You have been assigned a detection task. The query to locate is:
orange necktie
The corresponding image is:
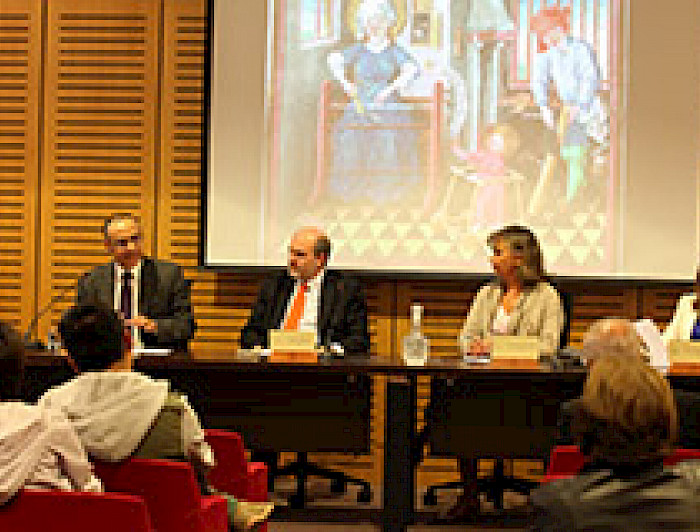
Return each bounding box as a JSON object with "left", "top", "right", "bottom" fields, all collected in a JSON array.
[{"left": 284, "top": 282, "right": 308, "bottom": 330}]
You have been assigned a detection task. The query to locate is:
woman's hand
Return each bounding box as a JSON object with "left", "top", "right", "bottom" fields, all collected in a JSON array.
[{"left": 374, "top": 86, "right": 393, "bottom": 104}]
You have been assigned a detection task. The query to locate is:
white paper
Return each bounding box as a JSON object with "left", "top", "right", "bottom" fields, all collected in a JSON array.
[
  {"left": 132, "top": 347, "right": 172, "bottom": 358},
  {"left": 634, "top": 319, "right": 669, "bottom": 374}
]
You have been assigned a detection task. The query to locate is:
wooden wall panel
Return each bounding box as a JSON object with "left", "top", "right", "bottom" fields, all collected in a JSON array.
[
  {"left": 559, "top": 281, "right": 639, "bottom": 346},
  {"left": 0, "top": 0, "right": 40, "bottom": 332},
  {"left": 640, "top": 284, "right": 692, "bottom": 330},
  {"left": 39, "top": 0, "right": 159, "bottom": 338}
]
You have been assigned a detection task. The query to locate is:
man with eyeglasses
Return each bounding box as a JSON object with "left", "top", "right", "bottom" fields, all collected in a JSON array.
[{"left": 75, "top": 214, "right": 195, "bottom": 351}]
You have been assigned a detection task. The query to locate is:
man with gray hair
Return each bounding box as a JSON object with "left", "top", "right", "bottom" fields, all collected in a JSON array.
[
  {"left": 580, "top": 317, "right": 648, "bottom": 364},
  {"left": 558, "top": 317, "right": 700, "bottom": 449}
]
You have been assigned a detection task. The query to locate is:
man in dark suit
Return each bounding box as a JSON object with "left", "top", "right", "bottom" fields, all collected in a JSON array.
[
  {"left": 241, "top": 226, "right": 370, "bottom": 355},
  {"left": 76, "top": 214, "right": 195, "bottom": 351}
]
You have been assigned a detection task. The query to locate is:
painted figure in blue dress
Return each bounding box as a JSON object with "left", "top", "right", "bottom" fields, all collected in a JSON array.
[{"left": 326, "top": 0, "right": 420, "bottom": 203}]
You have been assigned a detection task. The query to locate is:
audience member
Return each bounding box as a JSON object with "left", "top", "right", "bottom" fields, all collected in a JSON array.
[
  {"left": 0, "top": 321, "right": 101, "bottom": 504},
  {"left": 39, "top": 305, "right": 272, "bottom": 530},
  {"left": 558, "top": 318, "right": 700, "bottom": 449},
  {"left": 531, "top": 356, "right": 700, "bottom": 531}
]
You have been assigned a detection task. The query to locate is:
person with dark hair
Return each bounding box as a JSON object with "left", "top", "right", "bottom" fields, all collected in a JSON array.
[
  {"left": 0, "top": 320, "right": 102, "bottom": 504},
  {"left": 241, "top": 226, "right": 370, "bottom": 355},
  {"left": 39, "top": 305, "right": 273, "bottom": 530},
  {"left": 530, "top": 356, "right": 700, "bottom": 531},
  {"left": 77, "top": 214, "right": 195, "bottom": 351}
]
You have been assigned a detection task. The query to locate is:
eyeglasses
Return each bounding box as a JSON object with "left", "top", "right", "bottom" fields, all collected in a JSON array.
[{"left": 111, "top": 234, "right": 141, "bottom": 248}]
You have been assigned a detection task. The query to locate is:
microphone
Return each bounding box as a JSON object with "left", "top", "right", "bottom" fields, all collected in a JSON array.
[{"left": 24, "top": 283, "right": 76, "bottom": 350}]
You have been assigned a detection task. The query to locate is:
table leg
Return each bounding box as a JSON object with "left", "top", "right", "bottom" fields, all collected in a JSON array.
[{"left": 382, "top": 376, "right": 416, "bottom": 532}]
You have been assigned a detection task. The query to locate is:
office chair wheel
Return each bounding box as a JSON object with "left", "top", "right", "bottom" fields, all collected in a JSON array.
[
  {"left": 423, "top": 490, "right": 438, "bottom": 506},
  {"left": 357, "top": 487, "right": 372, "bottom": 503},
  {"left": 330, "top": 478, "right": 346, "bottom": 494},
  {"left": 289, "top": 493, "right": 305, "bottom": 509}
]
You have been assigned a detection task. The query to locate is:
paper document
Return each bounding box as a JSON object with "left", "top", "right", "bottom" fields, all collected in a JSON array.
[{"left": 634, "top": 319, "right": 668, "bottom": 373}]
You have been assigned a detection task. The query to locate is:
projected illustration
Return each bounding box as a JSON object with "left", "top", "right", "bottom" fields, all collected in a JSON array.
[{"left": 264, "top": 0, "right": 619, "bottom": 272}]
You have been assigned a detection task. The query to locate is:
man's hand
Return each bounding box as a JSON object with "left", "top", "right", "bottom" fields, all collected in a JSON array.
[{"left": 126, "top": 315, "right": 158, "bottom": 334}]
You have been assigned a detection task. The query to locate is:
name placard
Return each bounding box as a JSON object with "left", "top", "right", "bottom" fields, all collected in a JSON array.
[
  {"left": 668, "top": 340, "right": 700, "bottom": 364},
  {"left": 491, "top": 336, "right": 540, "bottom": 361},
  {"left": 269, "top": 330, "right": 317, "bottom": 352}
]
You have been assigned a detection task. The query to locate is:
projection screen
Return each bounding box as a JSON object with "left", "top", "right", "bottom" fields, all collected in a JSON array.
[{"left": 205, "top": 0, "right": 700, "bottom": 279}]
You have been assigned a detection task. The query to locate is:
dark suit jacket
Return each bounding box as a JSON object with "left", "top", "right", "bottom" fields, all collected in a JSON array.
[
  {"left": 529, "top": 462, "right": 700, "bottom": 531},
  {"left": 76, "top": 257, "right": 196, "bottom": 350},
  {"left": 557, "top": 388, "right": 700, "bottom": 450},
  {"left": 240, "top": 270, "right": 370, "bottom": 355}
]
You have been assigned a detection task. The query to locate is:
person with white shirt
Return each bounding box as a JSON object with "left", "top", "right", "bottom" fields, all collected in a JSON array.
[
  {"left": 240, "top": 226, "right": 370, "bottom": 355},
  {"left": 76, "top": 214, "right": 195, "bottom": 351},
  {"left": 662, "top": 273, "right": 700, "bottom": 343}
]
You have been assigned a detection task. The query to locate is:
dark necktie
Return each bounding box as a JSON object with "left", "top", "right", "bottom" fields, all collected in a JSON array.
[{"left": 121, "top": 271, "right": 133, "bottom": 320}]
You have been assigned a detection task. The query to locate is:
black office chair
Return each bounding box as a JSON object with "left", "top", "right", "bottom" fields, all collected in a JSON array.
[
  {"left": 269, "top": 450, "right": 372, "bottom": 508},
  {"left": 422, "top": 290, "right": 575, "bottom": 511},
  {"left": 249, "top": 373, "right": 373, "bottom": 509},
  {"left": 0, "top": 321, "right": 25, "bottom": 400}
]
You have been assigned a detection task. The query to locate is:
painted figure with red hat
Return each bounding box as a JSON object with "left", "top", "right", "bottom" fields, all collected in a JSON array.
[{"left": 530, "top": 6, "right": 605, "bottom": 204}]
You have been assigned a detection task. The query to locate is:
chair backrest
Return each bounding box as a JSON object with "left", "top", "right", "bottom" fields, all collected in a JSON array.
[
  {"left": 558, "top": 290, "right": 574, "bottom": 349},
  {"left": 0, "top": 489, "right": 153, "bottom": 532},
  {"left": 94, "top": 458, "right": 215, "bottom": 532},
  {"left": 204, "top": 429, "right": 248, "bottom": 497},
  {"left": 546, "top": 445, "right": 587, "bottom": 476},
  {"left": 663, "top": 448, "right": 700, "bottom": 467}
]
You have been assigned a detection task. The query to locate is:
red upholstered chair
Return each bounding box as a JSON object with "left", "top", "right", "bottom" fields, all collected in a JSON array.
[
  {"left": 94, "top": 458, "right": 228, "bottom": 532},
  {"left": 540, "top": 445, "right": 587, "bottom": 484},
  {"left": 205, "top": 429, "right": 270, "bottom": 532},
  {"left": 541, "top": 446, "right": 700, "bottom": 484},
  {"left": 663, "top": 448, "right": 700, "bottom": 467},
  {"left": 0, "top": 489, "right": 154, "bottom": 532}
]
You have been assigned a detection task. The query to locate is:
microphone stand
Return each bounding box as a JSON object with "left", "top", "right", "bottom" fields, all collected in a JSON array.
[{"left": 23, "top": 286, "right": 75, "bottom": 350}]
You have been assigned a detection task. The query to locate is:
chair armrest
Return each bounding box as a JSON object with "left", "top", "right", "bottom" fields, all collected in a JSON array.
[
  {"left": 539, "top": 474, "right": 575, "bottom": 484},
  {"left": 200, "top": 495, "right": 229, "bottom": 530},
  {"left": 244, "top": 462, "right": 268, "bottom": 502}
]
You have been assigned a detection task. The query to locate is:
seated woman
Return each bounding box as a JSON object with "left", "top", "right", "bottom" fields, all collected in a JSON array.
[
  {"left": 662, "top": 268, "right": 700, "bottom": 343},
  {"left": 38, "top": 305, "right": 273, "bottom": 531},
  {"left": 0, "top": 321, "right": 102, "bottom": 504},
  {"left": 460, "top": 225, "right": 564, "bottom": 355},
  {"left": 420, "top": 225, "right": 564, "bottom": 517},
  {"left": 530, "top": 356, "right": 699, "bottom": 531}
]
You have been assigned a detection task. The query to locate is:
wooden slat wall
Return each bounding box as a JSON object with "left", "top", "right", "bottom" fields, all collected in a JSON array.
[
  {"left": 0, "top": 0, "right": 40, "bottom": 332},
  {"left": 39, "top": 0, "right": 158, "bottom": 337}
]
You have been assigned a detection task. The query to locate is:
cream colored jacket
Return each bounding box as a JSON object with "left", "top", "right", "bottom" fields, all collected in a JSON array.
[{"left": 459, "top": 281, "right": 564, "bottom": 354}]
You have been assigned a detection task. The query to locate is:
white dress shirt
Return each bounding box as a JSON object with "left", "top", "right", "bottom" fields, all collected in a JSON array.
[
  {"left": 283, "top": 270, "right": 325, "bottom": 334},
  {"left": 114, "top": 260, "right": 142, "bottom": 348}
]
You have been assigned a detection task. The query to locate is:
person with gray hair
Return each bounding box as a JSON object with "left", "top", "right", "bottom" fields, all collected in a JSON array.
[
  {"left": 558, "top": 317, "right": 700, "bottom": 450},
  {"left": 580, "top": 317, "right": 647, "bottom": 364}
]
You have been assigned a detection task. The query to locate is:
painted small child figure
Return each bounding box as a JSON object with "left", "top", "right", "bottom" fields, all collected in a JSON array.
[{"left": 451, "top": 124, "right": 520, "bottom": 233}]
